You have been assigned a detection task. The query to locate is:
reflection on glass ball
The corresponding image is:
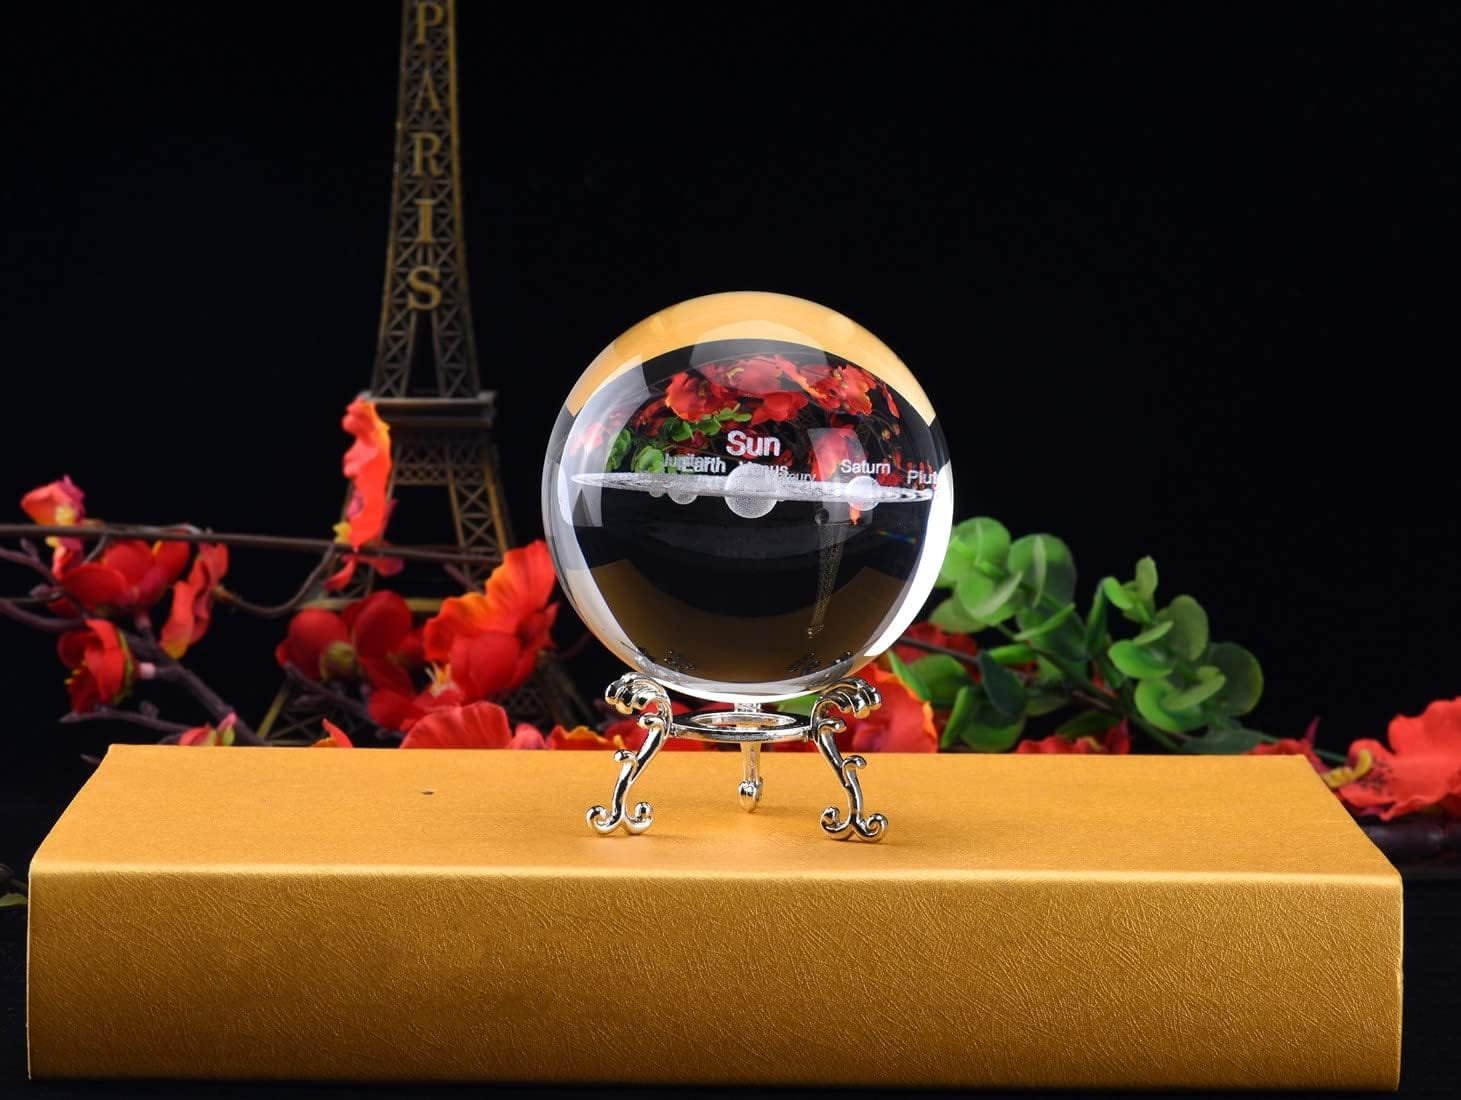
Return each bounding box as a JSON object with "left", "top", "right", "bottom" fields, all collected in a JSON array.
[{"left": 543, "top": 292, "right": 953, "bottom": 704}]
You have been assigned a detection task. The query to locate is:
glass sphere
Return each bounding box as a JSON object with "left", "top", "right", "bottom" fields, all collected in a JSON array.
[{"left": 543, "top": 292, "right": 953, "bottom": 704}]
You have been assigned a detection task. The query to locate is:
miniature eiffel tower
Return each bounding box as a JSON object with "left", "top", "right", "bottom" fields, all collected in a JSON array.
[{"left": 259, "top": 0, "right": 589, "bottom": 740}]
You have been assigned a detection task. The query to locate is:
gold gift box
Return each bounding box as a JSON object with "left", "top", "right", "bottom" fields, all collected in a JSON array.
[{"left": 28, "top": 745, "right": 1400, "bottom": 1087}]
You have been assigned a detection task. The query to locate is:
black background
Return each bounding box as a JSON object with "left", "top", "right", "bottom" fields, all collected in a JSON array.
[
  {"left": 1, "top": 2, "right": 1459, "bottom": 1095},
  {"left": 2, "top": 0, "right": 1458, "bottom": 861}
]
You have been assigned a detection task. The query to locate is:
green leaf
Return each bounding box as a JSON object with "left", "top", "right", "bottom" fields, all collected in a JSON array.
[
  {"left": 885, "top": 650, "right": 927, "bottom": 700},
  {"left": 605, "top": 428, "right": 632, "bottom": 469},
  {"left": 940, "top": 683, "right": 1026, "bottom": 752},
  {"left": 940, "top": 685, "right": 979, "bottom": 749},
  {"left": 906, "top": 654, "right": 972, "bottom": 708},
  {"left": 964, "top": 570, "right": 1026, "bottom": 625},
  {"left": 969, "top": 713, "right": 1025, "bottom": 752},
  {"left": 937, "top": 540, "right": 978, "bottom": 587},
  {"left": 1158, "top": 595, "right": 1209, "bottom": 661},
  {"left": 1107, "top": 640, "right": 1174, "bottom": 680},
  {"left": 954, "top": 571, "right": 995, "bottom": 617},
  {"left": 1025, "top": 689, "right": 1070, "bottom": 717},
  {"left": 977, "top": 652, "right": 1027, "bottom": 718},
  {"left": 1134, "top": 678, "right": 1206, "bottom": 733},
  {"left": 1180, "top": 726, "right": 1265, "bottom": 754},
  {"left": 730, "top": 410, "right": 753, "bottom": 421},
  {"left": 1164, "top": 674, "right": 1227, "bottom": 711},
  {"left": 1134, "top": 556, "right": 1159, "bottom": 599},
  {"left": 1100, "top": 576, "right": 1136, "bottom": 610},
  {"left": 694, "top": 416, "right": 721, "bottom": 437},
  {"left": 0, "top": 893, "right": 25, "bottom": 909},
  {"left": 669, "top": 419, "right": 694, "bottom": 442},
  {"left": 1009, "top": 534, "right": 1076, "bottom": 605},
  {"left": 952, "top": 517, "right": 1011, "bottom": 566},
  {"left": 1131, "top": 620, "right": 1174, "bottom": 646},
  {"left": 632, "top": 446, "right": 665, "bottom": 473},
  {"left": 1207, "top": 642, "right": 1263, "bottom": 716},
  {"left": 1014, "top": 601, "right": 1077, "bottom": 641},
  {"left": 930, "top": 597, "right": 984, "bottom": 633},
  {"left": 986, "top": 643, "right": 1036, "bottom": 665},
  {"left": 1083, "top": 584, "right": 1109, "bottom": 654},
  {"left": 1058, "top": 709, "right": 1122, "bottom": 737}
]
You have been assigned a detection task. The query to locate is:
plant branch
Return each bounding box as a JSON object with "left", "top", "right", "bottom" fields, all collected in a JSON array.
[
  {"left": 281, "top": 665, "right": 382, "bottom": 732},
  {"left": 0, "top": 545, "right": 54, "bottom": 582},
  {"left": 214, "top": 549, "right": 342, "bottom": 618},
  {"left": 1, "top": 524, "right": 497, "bottom": 567},
  {"left": 126, "top": 633, "right": 265, "bottom": 745},
  {"left": 60, "top": 707, "right": 192, "bottom": 737},
  {"left": 0, "top": 597, "right": 83, "bottom": 634}
]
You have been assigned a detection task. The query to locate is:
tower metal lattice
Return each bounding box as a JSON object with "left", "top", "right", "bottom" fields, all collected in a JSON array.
[{"left": 259, "top": 0, "right": 589, "bottom": 741}]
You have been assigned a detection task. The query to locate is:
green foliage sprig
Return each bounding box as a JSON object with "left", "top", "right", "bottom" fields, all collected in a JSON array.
[{"left": 895, "top": 516, "right": 1323, "bottom": 757}]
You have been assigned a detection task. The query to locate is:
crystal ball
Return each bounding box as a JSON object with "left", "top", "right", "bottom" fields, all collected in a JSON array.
[{"left": 543, "top": 291, "right": 953, "bottom": 704}]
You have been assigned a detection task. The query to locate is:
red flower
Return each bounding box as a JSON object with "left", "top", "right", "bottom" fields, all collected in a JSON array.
[
  {"left": 57, "top": 620, "right": 132, "bottom": 713},
  {"left": 1016, "top": 722, "right": 1132, "bottom": 754},
  {"left": 422, "top": 541, "right": 559, "bottom": 701},
  {"left": 275, "top": 609, "right": 354, "bottom": 681},
  {"left": 705, "top": 354, "right": 797, "bottom": 396},
  {"left": 343, "top": 590, "right": 421, "bottom": 683},
  {"left": 21, "top": 476, "right": 87, "bottom": 572},
  {"left": 749, "top": 390, "right": 809, "bottom": 426},
  {"left": 548, "top": 724, "right": 621, "bottom": 750},
  {"left": 1248, "top": 718, "right": 1326, "bottom": 773},
  {"left": 179, "top": 714, "right": 239, "bottom": 747},
  {"left": 160, "top": 543, "right": 229, "bottom": 658},
  {"left": 367, "top": 670, "right": 466, "bottom": 733},
  {"left": 276, "top": 591, "right": 420, "bottom": 688},
  {"left": 664, "top": 371, "right": 730, "bottom": 421},
  {"left": 511, "top": 723, "right": 548, "bottom": 749},
  {"left": 809, "top": 426, "right": 863, "bottom": 482},
  {"left": 400, "top": 700, "right": 514, "bottom": 748},
  {"left": 632, "top": 396, "right": 671, "bottom": 433},
  {"left": 326, "top": 399, "right": 396, "bottom": 592},
  {"left": 313, "top": 719, "right": 355, "bottom": 748},
  {"left": 787, "top": 363, "right": 876, "bottom": 416},
  {"left": 58, "top": 539, "right": 191, "bottom": 616},
  {"left": 1332, "top": 698, "right": 1461, "bottom": 820},
  {"left": 892, "top": 622, "right": 978, "bottom": 665}
]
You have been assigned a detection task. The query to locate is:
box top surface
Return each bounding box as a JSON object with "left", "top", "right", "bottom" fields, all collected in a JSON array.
[{"left": 32, "top": 745, "right": 1394, "bottom": 881}]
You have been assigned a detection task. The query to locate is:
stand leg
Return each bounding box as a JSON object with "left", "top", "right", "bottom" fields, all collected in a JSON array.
[
  {"left": 589, "top": 673, "right": 672, "bottom": 836},
  {"left": 738, "top": 742, "right": 763, "bottom": 811},
  {"left": 811, "top": 678, "right": 888, "bottom": 841}
]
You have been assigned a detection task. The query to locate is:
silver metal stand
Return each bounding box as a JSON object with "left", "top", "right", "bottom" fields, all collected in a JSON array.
[{"left": 587, "top": 672, "right": 886, "bottom": 841}]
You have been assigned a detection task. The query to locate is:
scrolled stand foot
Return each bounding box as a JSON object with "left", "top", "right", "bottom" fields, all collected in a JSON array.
[
  {"left": 811, "top": 678, "right": 888, "bottom": 842},
  {"left": 588, "top": 673, "right": 672, "bottom": 836}
]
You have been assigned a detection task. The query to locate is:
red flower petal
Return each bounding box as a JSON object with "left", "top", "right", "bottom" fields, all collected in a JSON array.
[
  {"left": 401, "top": 701, "right": 513, "bottom": 748},
  {"left": 276, "top": 609, "right": 351, "bottom": 682},
  {"left": 334, "top": 399, "right": 393, "bottom": 551},
  {"left": 313, "top": 720, "right": 355, "bottom": 748},
  {"left": 57, "top": 563, "right": 132, "bottom": 613},
  {"left": 1336, "top": 698, "right": 1461, "bottom": 820},
  {"left": 664, "top": 371, "right": 730, "bottom": 421},
  {"left": 21, "top": 477, "right": 85, "bottom": 527},
  {"left": 1016, "top": 722, "right": 1132, "bottom": 754},
  {"left": 843, "top": 664, "right": 937, "bottom": 753},
  {"left": 345, "top": 590, "right": 414, "bottom": 658},
  {"left": 748, "top": 390, "right": 809, "bottom": 426},
  {"left": 892, "top": 622, "right": 979, "bottom": 665},
  {"left": 56, "top": 619, "right": 131, "bottom": 714},
  {"left": 510, "top": 723, "right": 548, "bottom": 749},
  {"left": 160, "top": 543, "right": 229, "bottom": 658}
]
